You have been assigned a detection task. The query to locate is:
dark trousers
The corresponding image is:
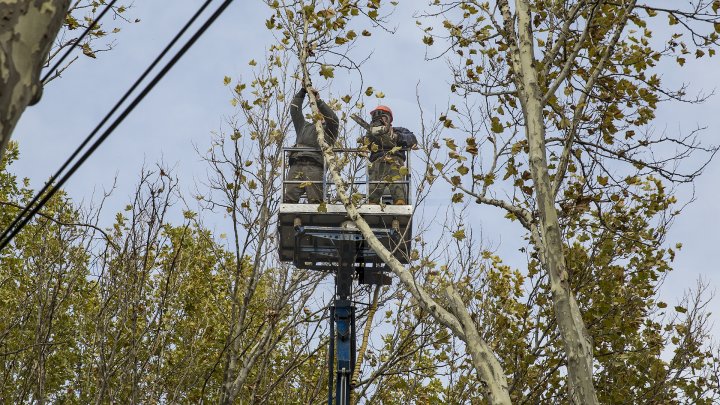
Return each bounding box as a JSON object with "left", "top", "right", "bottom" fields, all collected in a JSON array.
[
  {"left": 284, "top": 161, "right": 324, "bottom": 203},
  {"left": 368, "top": 156, "right": 407, "bottom": 203}
]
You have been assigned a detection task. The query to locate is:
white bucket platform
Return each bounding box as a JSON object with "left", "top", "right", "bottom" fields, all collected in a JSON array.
[{"left": 277, "top": 203, "right": 413, "bottom": 270}]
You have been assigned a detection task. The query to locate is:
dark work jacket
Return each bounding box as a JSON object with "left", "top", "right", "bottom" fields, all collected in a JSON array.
[
  {"left": 290, "top": 89, "right": 339, "bottom": 166},
  {"left": 365, "top": 126, "right": 418, "bottom": 162}
]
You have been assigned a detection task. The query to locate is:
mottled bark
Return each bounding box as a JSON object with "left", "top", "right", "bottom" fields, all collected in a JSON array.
[
  {"left": 498, "top": 0, "right": 599, "bottom": 403},
  {"left": 0, "top": 0, "right": 70, "bottom": 159}
]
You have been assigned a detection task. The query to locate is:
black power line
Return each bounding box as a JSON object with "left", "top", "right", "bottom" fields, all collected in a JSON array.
[
  {"left": 0, "top": 0, "right": 234, "bottom": 252},
  {"left": 0, "top": 0, "right": 214, "bottom": 249},
  {"left": 42, "top": 0, "right": 119, "bottom": 83}
]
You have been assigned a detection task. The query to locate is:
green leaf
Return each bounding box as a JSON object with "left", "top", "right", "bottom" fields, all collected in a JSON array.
[
  {"left": 674, "top": 306, "right": 687, "bottom": 313},
  {"left": 484, "top": 173, "right": 495, "bottom": 186},
  {"left": 490, "top": 117, "right": 503, "bottom": 133},
  {"left": 81, "top": 43, "right": 96, "bottom": 58},
  {"left": 65, "top": 15, "right": 80, "bottom": 30},
  {"left": 444, "top": 138, "right": 457, "bottom": 150},
  {"left": 452, "top": 229, "right": 466, "bottom": 240},
  {"left": 320, "top": 65, "right": 335, "bottom": 78}
]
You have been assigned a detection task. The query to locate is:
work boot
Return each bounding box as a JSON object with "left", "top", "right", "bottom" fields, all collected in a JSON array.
[{"left": 394, "top": 199, "right": 407, "bottom": 205}]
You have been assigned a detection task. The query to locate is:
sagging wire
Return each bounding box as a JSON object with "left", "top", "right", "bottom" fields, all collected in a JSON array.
[{"left": 0, "top": 0, "right": 234, "bottom": 252}]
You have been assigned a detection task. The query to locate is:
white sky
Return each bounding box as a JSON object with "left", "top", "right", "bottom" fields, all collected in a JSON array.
[{"left": 11, "top": 1, "right": 720, "bottom": 335}]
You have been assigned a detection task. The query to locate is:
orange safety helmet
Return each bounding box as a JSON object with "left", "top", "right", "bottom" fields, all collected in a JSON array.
[{"left": 370, "top": 105, "right": 393, "bottom": 122}]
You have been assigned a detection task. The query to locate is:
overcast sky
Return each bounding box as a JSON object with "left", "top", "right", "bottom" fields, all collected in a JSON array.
[{"left": 11, "top": 1, "right": 720, "bottom": 332}]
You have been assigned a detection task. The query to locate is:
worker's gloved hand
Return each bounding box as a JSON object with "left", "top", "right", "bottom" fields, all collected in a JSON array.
[
  {"left": 369, "top": 125, "right": 388, "bottom": 136},
  {"left": 297, "top": 86, "right": 321, "bottom": 101},
  {"left": 368, "top": 127, "right": 396, "bottom": 148}
]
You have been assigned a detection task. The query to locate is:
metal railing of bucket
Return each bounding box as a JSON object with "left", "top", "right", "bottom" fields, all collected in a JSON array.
[{"left": 281, "top": 146, "right": 412, "bottom": 204}]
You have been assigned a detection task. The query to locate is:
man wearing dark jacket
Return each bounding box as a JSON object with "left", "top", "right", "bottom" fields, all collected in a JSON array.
[
  {"left": 361, "top": 105, "right": 417, "bottom": 205},
  {"left": 284, "top": 87, "right": 339, "bottom": 203}
]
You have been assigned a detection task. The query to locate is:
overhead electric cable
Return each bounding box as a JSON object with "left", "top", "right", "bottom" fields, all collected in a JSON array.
[
  {"left": 0, "top": 0, "right": 213, "bottom": 250},
  {"left": 42, "top": 0, "right": 119, "bottom": 83},
  {"left": 0, "top": 0, "right": 234, "bottom": 252}
]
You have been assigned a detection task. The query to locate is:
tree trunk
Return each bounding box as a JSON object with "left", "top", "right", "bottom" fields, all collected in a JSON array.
[
  {"left": 0, "top": 0, "right": 70, "bottom": 159},
  {"left": 510, "top": 0, "right": 599, "bottom": 403}
]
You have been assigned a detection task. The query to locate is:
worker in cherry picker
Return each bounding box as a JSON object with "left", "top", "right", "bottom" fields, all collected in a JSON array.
[
  {"left": 284, "top": 85, "right": 339, "bottom": 203},
  {"left": 361, "top": 105, "right": 417, "bottom": 205}
]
